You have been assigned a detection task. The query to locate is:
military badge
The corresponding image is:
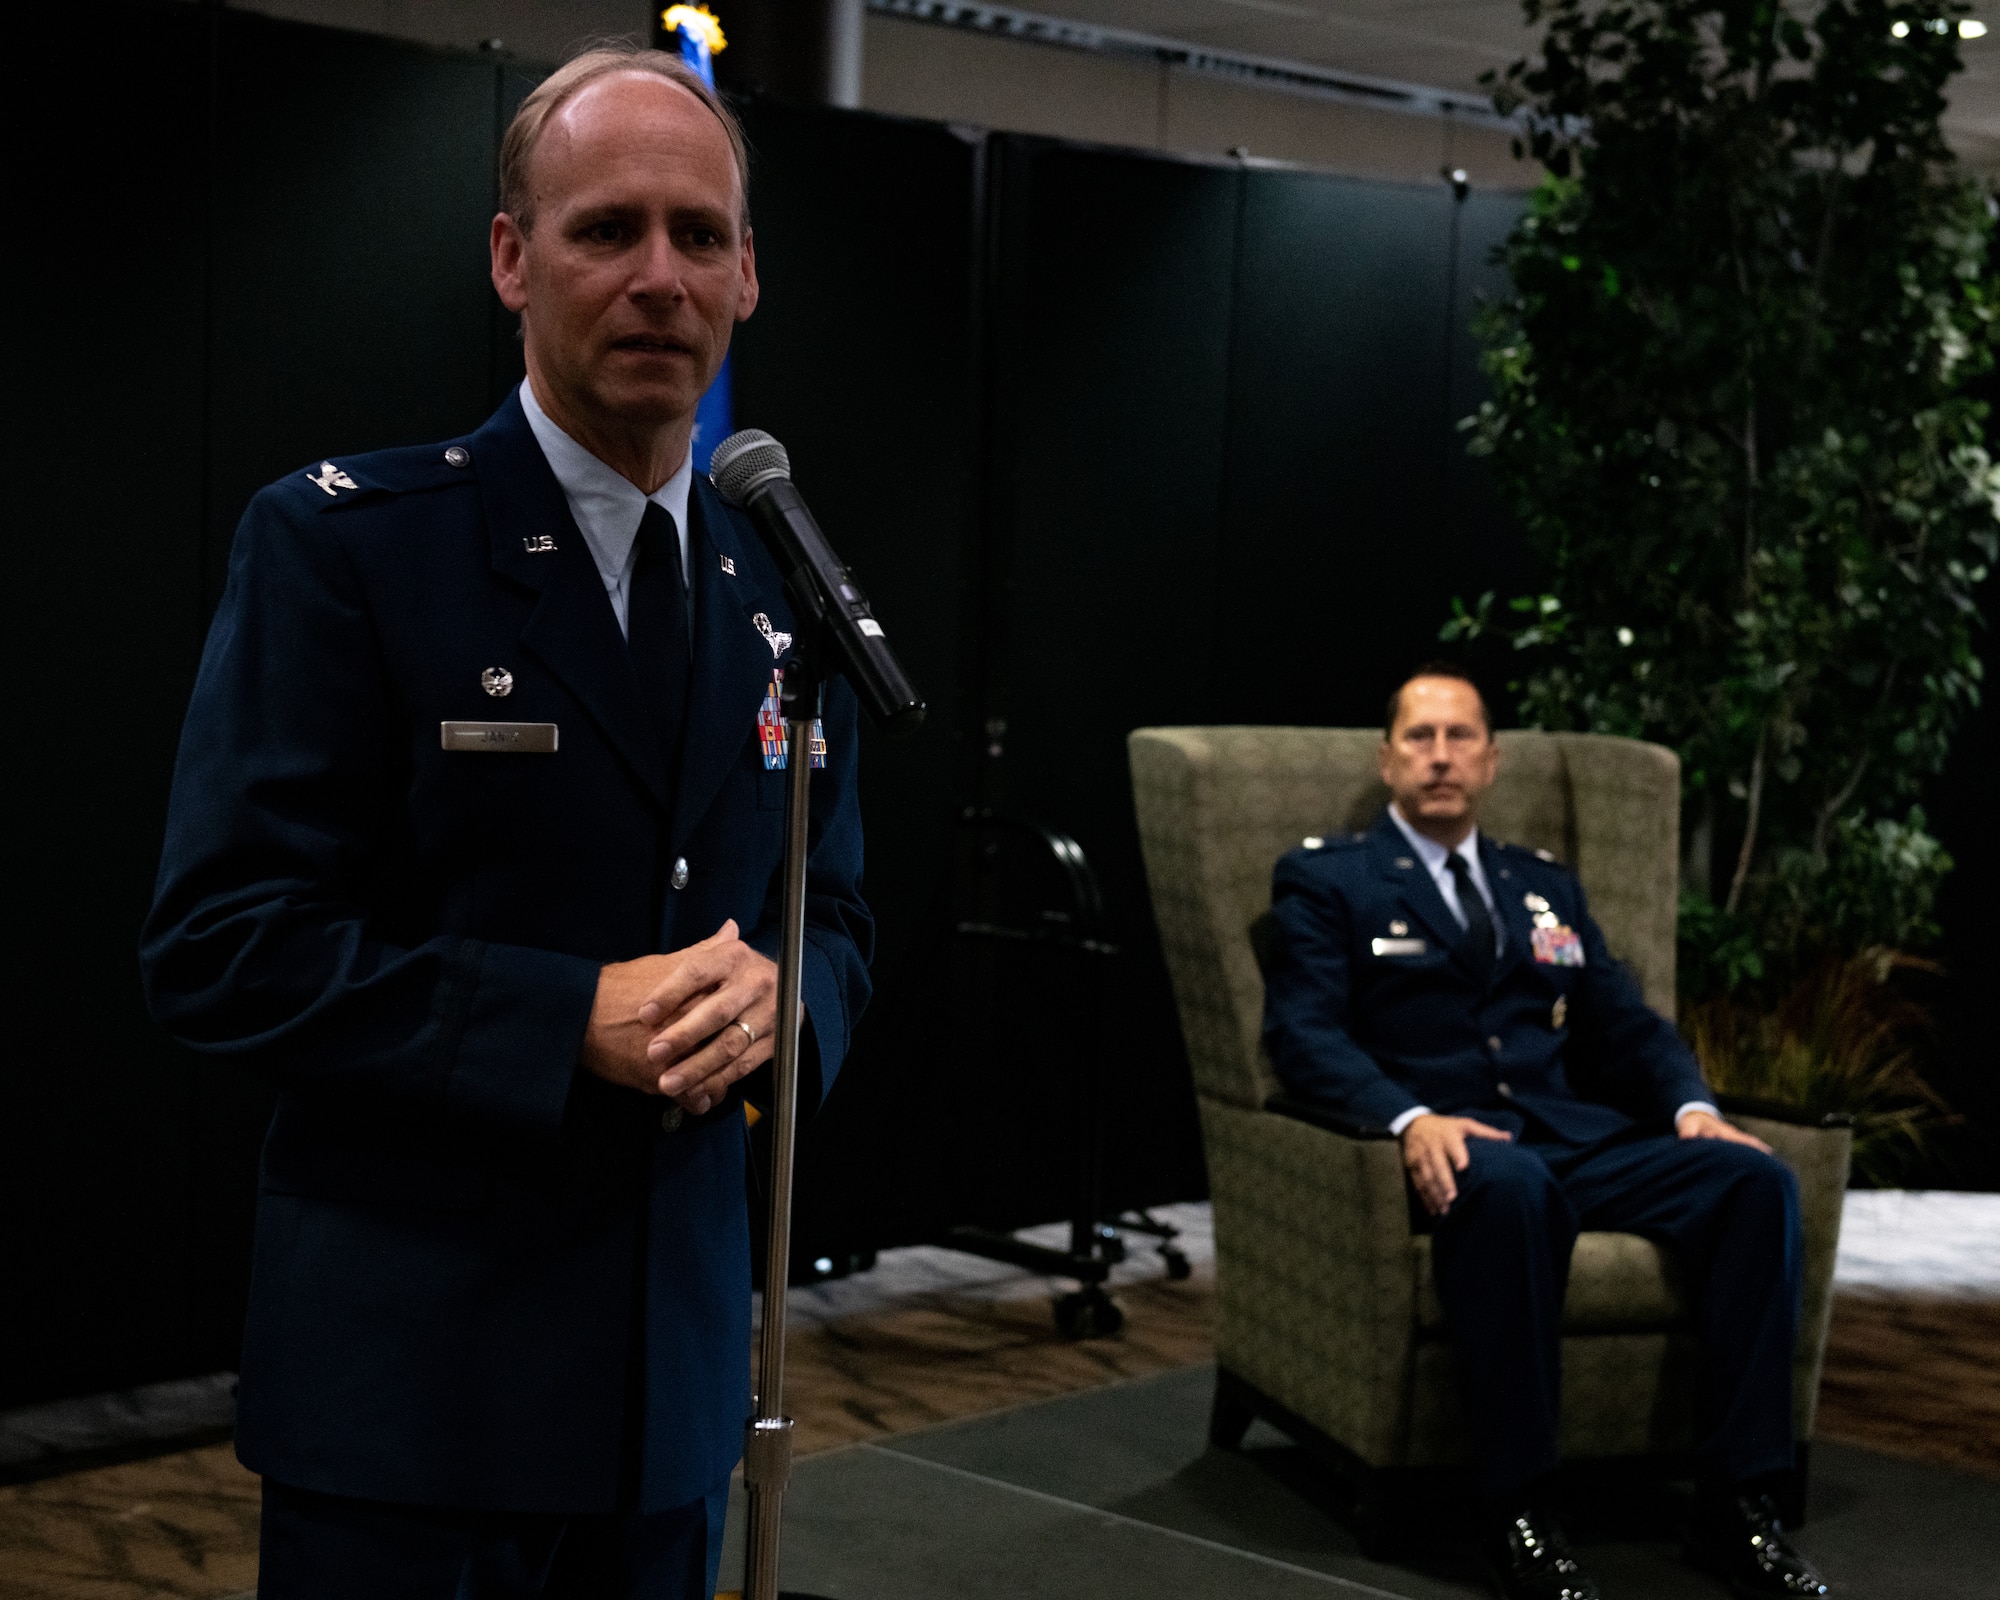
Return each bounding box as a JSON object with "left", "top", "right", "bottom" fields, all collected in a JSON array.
[
  {"left": 1551, "top": 995, "right": 1568, "bottom": 1029},
  {"left": 757, "top": 669, "right": 826, "bottom": 771},
  {"left": 752, "top": 612, "right": 793, "bottom": 660},
  {"left": 306, "top": 460, "right": 358, "bottom": 496},
  {"left": 1531, "top": 923, "right": 1585, "bottom": 966}
]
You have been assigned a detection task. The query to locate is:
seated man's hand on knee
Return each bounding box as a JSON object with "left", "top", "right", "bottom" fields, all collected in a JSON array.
[
  {"left": 1675, "top": 1108, "right": 1772, "bottom": 1153},
  {"left": 1401, "top": 1113, "right": 1514, "bottom": 1216}
]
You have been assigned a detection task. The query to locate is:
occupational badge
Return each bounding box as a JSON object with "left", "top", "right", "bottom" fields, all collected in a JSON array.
[
  {"left": 480, "top": 667, "right": 513, "bottom": 698},
  {"left": 757, "top": 669, "right": 826, "bottom": 771},
  {"left": 752, "top": 611, "right": 793, "bottom": 660}
]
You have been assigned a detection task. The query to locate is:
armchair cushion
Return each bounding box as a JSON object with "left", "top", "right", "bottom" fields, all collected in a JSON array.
[{"left": 1413, "top": 1230, "right": 1686, "bottom": 1335}]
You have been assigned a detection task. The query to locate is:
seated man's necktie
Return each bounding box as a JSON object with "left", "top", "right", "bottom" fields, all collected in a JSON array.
[{"left": 1448, "top": 852, "right": 1497, "bottom": 982}]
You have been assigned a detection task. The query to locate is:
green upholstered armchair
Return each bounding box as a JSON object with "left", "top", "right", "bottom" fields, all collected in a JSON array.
[{"left": 1127, "top": 726, "right": 1851, "bottom": 1541}]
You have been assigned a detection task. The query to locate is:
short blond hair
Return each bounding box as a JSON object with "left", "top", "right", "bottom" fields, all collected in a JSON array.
[{"left": 499, "top": 45, "right": 750, "bottom": 235}]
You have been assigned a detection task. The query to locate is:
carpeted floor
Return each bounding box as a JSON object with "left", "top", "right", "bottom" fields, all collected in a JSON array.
[
  {"left": 4, "top": 1192, "right": 1997, "bottom": 1599},
  {"left": 0, "top": 1265, "right": 1215, "bottom": 1600},
  {"left": 722, "top": 1364, "right": 2000, "bottom": 1600}
]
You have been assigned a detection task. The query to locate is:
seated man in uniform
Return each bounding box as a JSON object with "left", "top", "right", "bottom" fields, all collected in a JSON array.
[{"left": 1261, "top": 663, "right": 1828, "bottom": 1600}]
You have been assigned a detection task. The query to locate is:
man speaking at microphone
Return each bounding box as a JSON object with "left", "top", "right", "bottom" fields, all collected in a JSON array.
[{"left": 141, "top": 46, "right": 869, "bottom": 1600}]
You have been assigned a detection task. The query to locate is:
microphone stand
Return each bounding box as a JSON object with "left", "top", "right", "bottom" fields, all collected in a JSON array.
[{"left": 742, "top": 642, "right": 823, "bottom": 1600}]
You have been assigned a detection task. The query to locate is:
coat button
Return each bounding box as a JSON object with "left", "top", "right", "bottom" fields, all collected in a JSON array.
[
  {"left": 1497, "top": 1081, "right": 1514, "bottom": 1098},
  {"left": 1487, "top": 1035, "right": 1503, "bottom": 1054},
  {"left": 670, "top": 857, "right": 690, "bottom": 890},
  {"left": 443, "top": 445, "right": 470, "bottom": 468},
  {"left": 661, "top": 1105, "right": 684, "bottom": 1133}
]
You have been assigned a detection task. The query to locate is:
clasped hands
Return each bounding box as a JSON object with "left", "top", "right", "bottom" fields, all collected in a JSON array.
[
  {"left": 1401, "top": 1106, "right": 1772, "bottom": 1217},
  {"left": 581, "top": 919, "right": 779, "bottom": 1115}
]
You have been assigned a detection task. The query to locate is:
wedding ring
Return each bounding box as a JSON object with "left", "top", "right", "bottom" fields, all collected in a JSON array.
[{"left": 732, "top": 1020, "right": 757, "bottom": 1047}]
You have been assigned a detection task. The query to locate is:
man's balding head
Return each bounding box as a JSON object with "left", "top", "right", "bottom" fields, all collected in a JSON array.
[
  {"left": 488, "top": 47, "right": 759, "bottom": 488},
  {"left": 499, "top": 48, "right": 749, "bottom": 234}
]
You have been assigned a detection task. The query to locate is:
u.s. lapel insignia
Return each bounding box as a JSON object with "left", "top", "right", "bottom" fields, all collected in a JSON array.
[
  {"left": 752, "top": 611, "right": 793, "bottom": 660},
  {"left": 522, "top": 534, "right": 557, "bottom": 553},
  {"left": 757, "top": 668, "right": 826, "bottom": 770},
  {"left": 1551, "top": 995, "right": 1568, "bottom": 1029},
  {"left": 1394, "top": 856, "right": 1415, "bottom": 869},
  {"left": 306, "top": 460, "right": 358, "bottom": 496},
  {"left": 719, "top": 554, "right": 737, "bottom": 576}
]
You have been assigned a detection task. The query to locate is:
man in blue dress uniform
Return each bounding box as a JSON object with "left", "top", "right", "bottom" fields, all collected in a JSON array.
[
  {"left": 1261, "top": 665, "right": 1827, "bottom": 1600},
  {"left": 140, "top": 47, "right": 870, "bottom": 1599}
]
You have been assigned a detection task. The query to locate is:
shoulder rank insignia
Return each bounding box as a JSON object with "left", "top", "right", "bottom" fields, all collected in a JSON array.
[
  {"left": 757, "top": 669, "right": 826, "bottom": 771},
  {"left": 306, "top": 461, "right": 358, "bottom": 496},
  {"left": 1534, "top": 847, "right": 1558, "bottom": 862},
  {"left": 1302, "top": 835, "right": 1324, "bottom": 850},
  {"left": 752, "top": 611, "right": 793, "bottom": 660}
]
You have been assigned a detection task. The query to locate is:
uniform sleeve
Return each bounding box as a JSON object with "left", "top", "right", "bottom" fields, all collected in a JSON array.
[
  {"left": 1562, "top": 877, "right": 1711, "bottom": 1121},
  {"left": 139, "top": 488, "right": 599, "bottom": 1141},
  {"left": 744, "top": 674, "right": 872, "bottom": 1117},
  {"left": 1260, "top": 853, "right": 1425, "bottom": 1130}
]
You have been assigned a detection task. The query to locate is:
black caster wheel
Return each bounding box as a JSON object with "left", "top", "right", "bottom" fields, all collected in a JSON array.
[
  {"left": 1053, "top": 1287, "right": 1125, "bottom": 1338},
  {"left": 1161, "top": 1247, "right": 1192, "bottom": 1281}
]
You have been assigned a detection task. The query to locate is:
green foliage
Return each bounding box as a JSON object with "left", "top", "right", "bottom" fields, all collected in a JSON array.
[{"left": 1452, "top": 0, "right": 1996, "bottom": 1002}]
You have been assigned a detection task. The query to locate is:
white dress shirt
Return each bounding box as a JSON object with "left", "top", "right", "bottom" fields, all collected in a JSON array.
[
  {"left": 519, "top": 378, "right": 692, "bottom": 639},
  {"left": 1379, "top": 805, "right": 1716, "bottom": 1138},
  {"left": 1388, "top": 804, "right": 1501, "bottom": 953}
]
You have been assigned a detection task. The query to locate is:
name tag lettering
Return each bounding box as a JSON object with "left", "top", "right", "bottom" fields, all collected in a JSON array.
[{"left": 440, "top": 721, "right": 558, "bottom": 753}]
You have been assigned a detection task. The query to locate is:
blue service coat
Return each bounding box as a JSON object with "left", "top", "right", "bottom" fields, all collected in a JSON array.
[
  {"left": 140, "top": 391, "right": 872, "bottom": 1514},
  {"left": 1261, "top": 811, "right": 1706, "bottom": 1143}
]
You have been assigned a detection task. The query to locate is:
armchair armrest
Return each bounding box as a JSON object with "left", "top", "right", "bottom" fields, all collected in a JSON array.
[
  {"left": 1265, "top": 1092, "right": 1397, "bottom": 1141},
  {"left": 1199, "top": 1094, "right": 1416, "bottom": 1467},
  {"left": 1714, "top": 1101, "right": 1854, "bottom": 1441}
]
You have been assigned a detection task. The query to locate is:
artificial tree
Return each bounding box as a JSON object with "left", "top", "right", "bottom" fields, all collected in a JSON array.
[{"left": 1449, "top": 0, "right": 1997, "bottom": 1168}]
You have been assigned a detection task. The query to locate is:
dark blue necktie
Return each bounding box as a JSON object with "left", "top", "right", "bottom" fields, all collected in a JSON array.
[
  {"left": 626, "top": 501, "right": 690, "bottom": 766},
  {"left": 1449, "top": 852, "right": 1496, "bottom": 983}
]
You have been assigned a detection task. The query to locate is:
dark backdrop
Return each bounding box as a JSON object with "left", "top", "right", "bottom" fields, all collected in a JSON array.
[{"left": 7, "top": 4, "right": 1991, "bottom": 1410}]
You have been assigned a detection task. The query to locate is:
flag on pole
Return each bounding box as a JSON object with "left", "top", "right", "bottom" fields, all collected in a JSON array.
[{"left": 660, "top": 6, "right": 734, "bottom": 474}]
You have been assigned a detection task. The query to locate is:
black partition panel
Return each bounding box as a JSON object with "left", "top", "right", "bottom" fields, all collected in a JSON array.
[
  {"left": 973, "top": 139, "right": 1244, "bottom": 1214},
  {"left": 204, "top": 14, "right": 513, "bottom": 601},
  {"left": 8, "top": 5, "right": 1551, "bottom": 1401},
  {"left": 8, "top": 3, "right": 215, "bottom": 1408},
  {"left": 4, "top": 5, "right": 530, "bottom": 1409}
]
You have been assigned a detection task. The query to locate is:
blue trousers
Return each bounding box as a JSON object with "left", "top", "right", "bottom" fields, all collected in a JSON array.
[
  {"left": 1428, "top": 1128, "right": 1803, "bottom": 1501},
  {"left": 257, "top": 1475, "right": 731, "bottom": 1600}
]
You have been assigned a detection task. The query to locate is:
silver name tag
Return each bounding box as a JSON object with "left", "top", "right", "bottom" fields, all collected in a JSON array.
[
  {"left": 1371, "top": 937, "right": 1427, "bottom": 957},
  {"left": 441, "top": 721, "right": 558, "bottom": 753}
]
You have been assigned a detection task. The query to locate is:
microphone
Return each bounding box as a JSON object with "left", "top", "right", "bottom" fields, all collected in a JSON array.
[{"left": 709, "top": 430, "right": 926, "bottom": 736}]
